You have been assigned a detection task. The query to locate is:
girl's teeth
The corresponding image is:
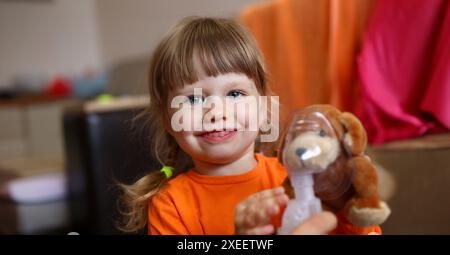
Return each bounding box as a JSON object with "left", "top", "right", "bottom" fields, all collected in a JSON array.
[{"left": 206, "top": 131, "right": 229, "bottom": 137}]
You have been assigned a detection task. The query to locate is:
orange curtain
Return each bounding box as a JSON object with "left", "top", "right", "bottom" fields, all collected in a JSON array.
[{"left": 240, "top": 0, "right": 374, "bottom": 123}]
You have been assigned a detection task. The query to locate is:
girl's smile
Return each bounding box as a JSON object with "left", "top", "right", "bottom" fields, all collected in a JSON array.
[{"left": 197, "top": 129, "right": 237, "bottom": 143}]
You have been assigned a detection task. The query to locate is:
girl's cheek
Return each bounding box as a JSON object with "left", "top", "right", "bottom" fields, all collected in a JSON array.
[
  {"left": 234, "top": 100, "right": 259, "bottom": 131},
  {"left": 169, "top": 106, "right": 203, "bottom": 132}
]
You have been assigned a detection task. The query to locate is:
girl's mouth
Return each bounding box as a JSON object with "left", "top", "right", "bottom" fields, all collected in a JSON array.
[{"left": 198, "top": 130, "right": 237, "bottom": 143}]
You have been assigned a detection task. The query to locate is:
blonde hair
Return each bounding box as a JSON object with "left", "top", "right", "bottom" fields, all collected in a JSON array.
[{"left": 118, "top": 16, "right": 273, "bottom": 233}]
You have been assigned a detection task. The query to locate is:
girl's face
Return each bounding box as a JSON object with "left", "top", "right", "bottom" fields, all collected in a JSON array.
[{"left": 166, "top": 60, "right": 263, "bottom": 165}]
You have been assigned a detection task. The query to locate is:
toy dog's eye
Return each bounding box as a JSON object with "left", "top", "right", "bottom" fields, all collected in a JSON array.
[{"left": 319, "top": 129, "right": 326, "bottom": 137}]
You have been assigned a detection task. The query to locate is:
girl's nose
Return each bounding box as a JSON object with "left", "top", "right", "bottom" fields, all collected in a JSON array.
[
  {"left": 204, "top": 98, "right": 227, "bottom": 123},
  {"left": 206, "top": 108, "right": 226, "bottom": 123}
]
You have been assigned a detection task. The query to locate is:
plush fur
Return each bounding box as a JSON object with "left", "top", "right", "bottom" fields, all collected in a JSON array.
[{"left": 279, "top": 104, "right": 391, "bottom": 227}]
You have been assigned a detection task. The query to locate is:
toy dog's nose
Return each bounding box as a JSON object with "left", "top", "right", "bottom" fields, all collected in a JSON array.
[{"left": 296, "top": 148, "right": 307, "bottom": 158}]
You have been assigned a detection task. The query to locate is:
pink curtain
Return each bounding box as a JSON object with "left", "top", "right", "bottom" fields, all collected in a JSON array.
[{"left": 356, "top": 0, "right": 450, "bottom": 144}]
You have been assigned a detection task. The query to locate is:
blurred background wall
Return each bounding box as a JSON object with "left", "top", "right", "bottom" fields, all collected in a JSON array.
[
  {"left": 0, "top": 0, "right": 101, "bottom": 89},
  {"left": 0, "top": 0, "right": 265, "bottom": 91}
]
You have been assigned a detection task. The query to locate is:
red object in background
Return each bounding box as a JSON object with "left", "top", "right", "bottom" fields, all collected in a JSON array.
[
  {"left": 45, "top": 76, "right": 72, "bottom": 97},
  {"left": 356, "top": 0, "right": 450, "bottom": 144}
]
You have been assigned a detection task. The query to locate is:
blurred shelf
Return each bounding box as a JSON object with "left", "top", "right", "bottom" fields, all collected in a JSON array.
[
  {"left": 369, "top": 132, "right": 450, "bottom": 151},
  {"left": 0, "top": 95, "right": 75, "bottom": 108}
]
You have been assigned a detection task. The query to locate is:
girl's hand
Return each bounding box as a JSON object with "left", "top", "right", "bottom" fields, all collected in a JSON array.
[
  {"left": 291, "top": 211, "right": 337, "bottom": 235},
  {"left": 235, "top": 187, "right": 289, "bottom": 235}
]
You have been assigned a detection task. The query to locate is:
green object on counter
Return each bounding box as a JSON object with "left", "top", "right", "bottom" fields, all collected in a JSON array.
[{"left": 97, "top": 93, "right": 113, "bottom": 104}]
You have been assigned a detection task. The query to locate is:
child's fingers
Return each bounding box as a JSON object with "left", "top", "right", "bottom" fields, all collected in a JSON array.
[
  {"left": 234, "top": 205, "right": 247, "bottom": 228},
  {"left": 259, "top": 193, "right": 289, "bottom": 213},
  {"left": 242, "top": 194, "right": 289, "bottom": 227},
  {"left": 240, "top": 205, "right": 269, "bottom": 228},
  {"left": 260, "top": 194, "right": 289, "bottom": 215},
  {"left": 274, "top": 193, "right": 290, "bottom": 206},
  {"left": 237, "top": 187, "right": 286, "bottom": 212},
  {"left": 246, "top": 187, "right": 285, "bottom": 203},
  {"left": 261, "top": 194, "right": 289, "bottom": 219},
  {"left": 235, "top": 187, "right": 289, "bottom": 231},
  {"left": 257, "top": 187, "right": 285, "bottom": 199},
  {"left": 251, "top": 192, "right": 288, "bottom": 213}
]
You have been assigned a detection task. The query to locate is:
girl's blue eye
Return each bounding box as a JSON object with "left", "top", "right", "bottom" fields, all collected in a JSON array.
[
  {"left": 227, "top": 90, "right": 245, "bottom": 98},
  {"left": 187, "top": 95, "right": 203, "bottom": 104}
]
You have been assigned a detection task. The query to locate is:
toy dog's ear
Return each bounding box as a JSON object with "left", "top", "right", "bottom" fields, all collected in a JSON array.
[{"left": 339, "top": 112, "right": 367, "bottom": 155}]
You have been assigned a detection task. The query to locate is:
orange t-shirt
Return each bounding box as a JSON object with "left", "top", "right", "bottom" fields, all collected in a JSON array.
[{"left": 148, "top": 153, "right": 381, "bottom": 235}]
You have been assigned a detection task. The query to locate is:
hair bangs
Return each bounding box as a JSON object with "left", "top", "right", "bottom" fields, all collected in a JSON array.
[{"left": 159, "top": 18, "right": 266, "bottom": 96}]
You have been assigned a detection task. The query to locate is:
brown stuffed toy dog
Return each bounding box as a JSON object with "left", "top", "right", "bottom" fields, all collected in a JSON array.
[{"left": 279, "top": 104, "right": 391, "bottom": 227}]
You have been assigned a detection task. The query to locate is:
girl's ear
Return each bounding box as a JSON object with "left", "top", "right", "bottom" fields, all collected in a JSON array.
[
  {"left": 257, "top": 100, "right": 268, "bottom": 132},
  {"left": 258, "top": 95, "right": 280, "bottom": 147}
]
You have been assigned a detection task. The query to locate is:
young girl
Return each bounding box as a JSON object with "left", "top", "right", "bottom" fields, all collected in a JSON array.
[{"left": 119, "top": 16, "right": 381, "bottom": 235}]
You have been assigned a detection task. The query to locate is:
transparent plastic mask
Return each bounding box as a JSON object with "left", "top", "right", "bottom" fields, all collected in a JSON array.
[{"left": 282, "top": 109, "right": 355, "bottom": 200}]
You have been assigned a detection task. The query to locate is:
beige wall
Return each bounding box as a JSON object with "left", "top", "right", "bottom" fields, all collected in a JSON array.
[
  {"left": 0, "top": 0, "right": 101, "bottom": 88},
  {"left": 0, "top": 0, "right": 264, "bottom": 89},
  {"left": 95, "top": 0, "right": 264, "bottom": 67}
]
